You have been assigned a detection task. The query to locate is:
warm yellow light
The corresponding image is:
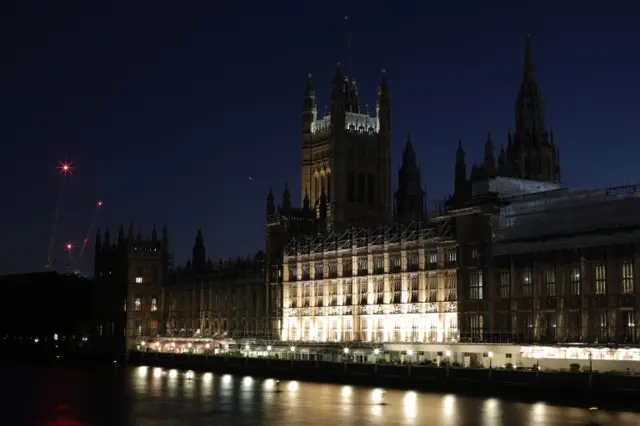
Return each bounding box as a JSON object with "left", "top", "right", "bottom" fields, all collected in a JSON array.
[
  {"left": 488, "top": 351, "right": 493, "bottom": 358},
  {"left": 153, "top": 368, "right": 162, "bottom": 378},
  {"left": 267, "top": 345, "right": 272, "bottom": 351},
  {"left": 169, "top": 369, "right": 178, "bottom": 378}
]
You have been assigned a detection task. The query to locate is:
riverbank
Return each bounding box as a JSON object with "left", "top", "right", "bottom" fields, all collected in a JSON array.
[{"left": 127, "top": 351, "right": 640, "bottom": 410}]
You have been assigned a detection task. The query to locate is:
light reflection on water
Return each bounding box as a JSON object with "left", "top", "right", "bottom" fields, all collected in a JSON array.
[
  {"left": 4, "top": 363, "right": 640, "bottom": 426},
  {"left": 127, "top": 365, "right": 640, "bottom": 426}
]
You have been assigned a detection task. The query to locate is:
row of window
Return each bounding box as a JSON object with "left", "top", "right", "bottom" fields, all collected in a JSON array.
[
  {"left": 467, "top": 262, "right": 635, "bottom": 300},
  {"left": 288, "top": 250, "right": 457, "bottom": 281},
  {"left": 466, "top": 311, "right": 637, "bottom": 342},
  {"left": 286, "top": 276, "right": 457, "bottom": 308},
  {"left": 125, "top": 296, "right": 158, "bottom": 312}
]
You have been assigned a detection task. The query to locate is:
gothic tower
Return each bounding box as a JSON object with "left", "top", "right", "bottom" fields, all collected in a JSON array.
[
  {"left": 394, "top": 136, "right": 426, "bottom": 223},
  {"left": 192, "top": 229, "right": 206, "bottom": 272},
  {"left": 507, "top": 36, "right": 561, "bottom": 182},
  {"left": 300, "top": 66, "right": 393, "bottom": 230}
]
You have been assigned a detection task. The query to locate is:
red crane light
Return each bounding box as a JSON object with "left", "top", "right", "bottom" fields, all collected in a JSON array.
[{"left": 57, "top": 160, "right": 75, "bottom": 177}]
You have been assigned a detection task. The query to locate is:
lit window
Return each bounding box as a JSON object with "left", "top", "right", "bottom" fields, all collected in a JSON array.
[
  {"left": 124, "top": 299, "right": 127, "bottom": 311},
  {"left": 151, "top": 297, "right": 158, "bottom": 312},
  {"left": 134, "top": 297, "right": 142, "bottom": 311},
  {"left": 135, "top": 277, "right": 143, "bottom": 283}
]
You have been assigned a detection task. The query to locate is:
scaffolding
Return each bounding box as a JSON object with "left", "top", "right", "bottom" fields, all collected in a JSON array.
[
  {"left": 494, "top": 183, "right": 640, "bottom": 242},
  {"left": 283, "top": 219, "right": 455, "bottom": 258}
]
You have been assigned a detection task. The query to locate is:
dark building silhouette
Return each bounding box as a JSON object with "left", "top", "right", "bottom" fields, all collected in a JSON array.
[
  {"left": 460, "top": 36, "right": 561, "bottom": 186},
  {"left": 449, "top": 37, "right": 640, "bottom": 345},
  {"left": 0, "top": 272, "right": 95, "bottom": 355},
  {"left": 94, "top": 224, "right": 169, "bottom": 352},
  {"left": 394, "top": 136, "right": 426, "bottom": 223}
]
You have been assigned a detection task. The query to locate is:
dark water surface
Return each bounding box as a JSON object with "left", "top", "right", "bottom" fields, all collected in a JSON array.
[{"left": 2, "top": 362, "right": 640, "bottom": 426}]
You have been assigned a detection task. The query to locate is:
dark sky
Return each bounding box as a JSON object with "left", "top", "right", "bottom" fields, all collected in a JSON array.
[{"left": 1, "top": 1, "right": 638, "bottom": 275}]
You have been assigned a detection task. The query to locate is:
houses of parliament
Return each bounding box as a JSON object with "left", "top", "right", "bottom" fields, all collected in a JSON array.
[{"left": 47, "top": 35, "right": 639, "bottom": 363}]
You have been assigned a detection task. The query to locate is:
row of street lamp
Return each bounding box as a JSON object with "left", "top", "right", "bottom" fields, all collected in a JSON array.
[{"left": 139, "top": 341, "right": 492, "bottom": 362}]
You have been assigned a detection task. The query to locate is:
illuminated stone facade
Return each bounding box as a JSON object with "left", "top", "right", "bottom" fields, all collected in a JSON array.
[{"left": 281, "top": 221, "right": 459, "bottom": 343}]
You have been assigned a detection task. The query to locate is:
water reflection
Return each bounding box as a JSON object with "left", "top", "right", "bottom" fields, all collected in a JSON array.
[
  {"left": 403, "top": 391, "right": 417, "bottom": 420},
  {"left": 7, "top": 364, "right": 640, "bottom": 426}
]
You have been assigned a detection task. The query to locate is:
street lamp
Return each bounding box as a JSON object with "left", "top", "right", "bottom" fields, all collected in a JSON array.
[
  {"left": 488, "top": 351, "right": 493, "bottom": 368},
  {"left": 373, "top": 348, "right": 380, "bottom": 355},
  {"left": 343, "top": 347, "right": 349, "bottom": 354},
  {"left": 267, "top": 345, "right": 272, "bottom": 351}
]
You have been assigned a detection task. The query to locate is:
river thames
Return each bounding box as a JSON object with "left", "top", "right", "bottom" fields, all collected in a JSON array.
[{"left": 2, "top": 363, "right": 640, "bottom": 425}]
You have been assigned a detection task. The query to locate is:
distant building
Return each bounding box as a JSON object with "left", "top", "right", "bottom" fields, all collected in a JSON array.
[
  {"left": 0, "top": 272, "right": 94, "bottom": 349},
  {"left": 95, "top": 226, "right": 268, "bottom": 350},
  {"left": 163, "top": 231, "right": 267, "bottom": 340},
  {"left": 94, "top": 224, "right": 169, "bottom": 352}
]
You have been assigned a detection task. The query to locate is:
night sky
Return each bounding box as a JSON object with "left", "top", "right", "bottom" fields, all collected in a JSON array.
[{"left": 2, "top": 1, "right": 638, "bottom": 275}]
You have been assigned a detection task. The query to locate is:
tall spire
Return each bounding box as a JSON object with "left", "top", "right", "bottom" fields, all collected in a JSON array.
[
  {"left": 344, "top": 16, "right": 350, "bottom": 80},
  {"left": 395, "top": 134, "right": 424, "bottom": 223},
  {"left": 484, "top": 131, "right": 496, "bottom": 177},
  {"left": 523, "top": 34, "right": 534, "bottom": 82},
  {"left": 266, "top": 187, "right": 275, "bottom": 216}
]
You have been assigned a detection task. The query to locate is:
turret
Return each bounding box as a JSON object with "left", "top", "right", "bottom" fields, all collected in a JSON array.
[
  {"left": 128, "top": 222, "right": 135, "bottom": 247},
  {"left": 394, "top": 135, "right": 425, "bottom": 223},
  {"left": 483, "top": 131, "right": 496, "bottom": 177},
  {"left": 330, "top": 64, "right": 345, "bottom": 131},
  {"left": 95, "top": 229, "right": 102, "bottom": 252},
  {"left": 303, "top": 190, "right": 310, "bottom": 211},
  {"left": 192, "top": 229, "right": 206, "bottom": 272},
  {"left": 454, "top": 140, "right": 468, "bottom": 203},
  {"left": 103, "top": 227, "right": 111, "bottom": 248},
  {"left": 319, "top": 190, "right": 328, "bottom": 221},
  {"left": 377, "top": 70, "right": 391, "bottom": 133},
  {"left": 302, "top": 73, "right": 316, "bottom": 135},
  {"left": 282, "top": 183, "right": 292, "bottom": 215},
  {"left": 118, "top": 224, "right": 125, "bottom": 247},
  {"left": 266, "top": 187, "right": 275, "bottom": 216},
  {"left": 497, "top": 145, "right": 507, "bottom": 176},
  {"left": 151, "top": 225, "right": 158, "bottom": 243}
]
